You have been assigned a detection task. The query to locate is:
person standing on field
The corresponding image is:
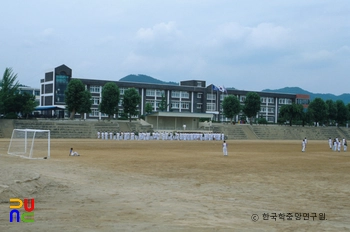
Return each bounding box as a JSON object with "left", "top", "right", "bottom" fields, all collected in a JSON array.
[
  {"left": 344, "top": 139, "right": 347, "bottom": 152},
  {"left": 223, "top": 140, "right": 228, "bottom": 156},
  {"left": 328, "top": 137, "right": 332, "bottom": 149},
  {"left": 302, "top": 139, "right": 306, "bottom": 152}
]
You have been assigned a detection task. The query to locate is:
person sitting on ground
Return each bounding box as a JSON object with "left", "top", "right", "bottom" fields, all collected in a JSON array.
[{"left": 69, "top": 148, "right": 80, "bottom": 156}]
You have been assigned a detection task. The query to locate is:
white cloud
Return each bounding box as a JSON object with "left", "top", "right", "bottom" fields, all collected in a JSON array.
[
  {"left": 247, "top": 23, "right": 291, "bottom": 48},
  {"left": 136, "top": 21, "right": 183, "bottom": 42},
  {"left": 212, "top": 22, "right": 291, "bottom": 50}
]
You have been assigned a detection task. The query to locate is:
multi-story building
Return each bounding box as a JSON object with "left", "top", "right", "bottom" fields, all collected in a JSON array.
[{"left": 39, "top": 64, "right": 310, "bottom": 124}]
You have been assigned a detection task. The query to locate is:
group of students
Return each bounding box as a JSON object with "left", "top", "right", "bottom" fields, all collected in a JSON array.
[
  {"left": 328, "top": 137, "right": 348, "bottom": 152},
  {"left": 302, "top": 137, "right": 348, "bottom": 152},
  {"left": 97, "top": 131, "right": 226, "bottom": 141}
]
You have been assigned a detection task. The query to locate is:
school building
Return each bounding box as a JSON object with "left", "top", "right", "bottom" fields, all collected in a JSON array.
[{"left": 38, "top": 64, "right": 310, "bottom": 124}]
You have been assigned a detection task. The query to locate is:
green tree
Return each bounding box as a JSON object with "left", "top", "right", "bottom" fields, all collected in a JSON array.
[
  {"left": 278, "top": 103, "right": 303, "bottom": 126},
  {"left": 0, "top": 68, "right": 20, "bottom": 115},
  {"left": 145, "top": 102, "right": 153, "bottom": 115},
  {"left": 65, "top": 79, "right": 86, "bottom": 120},
  {"left": 77, "top": 91, "right": 92, "bottom": 119},
  {"left": 222, "top": 95, "right": 241, "bottom": 123},
  {"left": 122, "top": 88, "right": 141, "bottom": 122},
  {"left": 300, "top": 109, "right": 311, "bottom": 127},
  {"left": 16, "top": 92, "right": 38, "bottom": 118},
  {"left": 335, "top": 100, "right": 348, "bottom": 126},
  {"left": 325, "top": 99, "right": 337, "bottom": 125},
  {"left": 158, "top": 93, "right": 168, "bottom": 112},
  {"left": 242, "top": 92, "right": 261, "bottom": 125},
  {"left": 308, "top": 97, "right": 327, "bottom": 126},
  {"left": 99, "top": 82, "right": 120, "bottom": 119}
]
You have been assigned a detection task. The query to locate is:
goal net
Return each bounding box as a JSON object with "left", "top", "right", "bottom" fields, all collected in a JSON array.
[{"left": 8, "top": 129, "right": 50, "bottom": 159}]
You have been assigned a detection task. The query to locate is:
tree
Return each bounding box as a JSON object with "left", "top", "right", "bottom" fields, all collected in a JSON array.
[
  {"left": 16, "top": 92, "right": 38, "bottom": 118},
  {"left": 0, "top": 68, "right": 20, "bottom": 115},
  {"left": 65, "top": 79, "right": 86, "bottom": 120},
  {"left": 145, "top": 103, "right": 153, "bottom": 115},
  {"left": 242, "top": 92, "right": 261, "bottom": 125},
  {"left": 158, "top": 93, "right": 168, "bottom": 112},
  {"left": 335, "top": 100, "right": 348, "bottom": 126},
  {"left": 278, "top": 103, "right": 303, "bottom": 126},
  {"left": 308, "top": 97, "right": 327, "bottom": 126},
  {"left": 77, "top": 91, "right": 92, "bottom": 119},
  {"left": 222, "top": 95, "right": 241, "bottom": 123},
  {"left": 300, "top": 109, "right": 311, "bottom": 127},
  {"left": 325, "top": 99, "right": 337, "bottom": 125},
  {"left": 99, "top": 82, "right": 120, "bottom": 119},
  {"left": 122, "top": 88, "right": 141, "bottom": 122}
]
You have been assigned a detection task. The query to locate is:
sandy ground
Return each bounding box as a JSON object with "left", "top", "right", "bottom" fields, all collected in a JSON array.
[{"left": 0, "top": 138, "right": 349, "bottom": 232}]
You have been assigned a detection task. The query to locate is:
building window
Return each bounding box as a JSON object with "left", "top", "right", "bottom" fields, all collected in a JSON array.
[
  {"left": 171, "top": 101, "right": 180, "bottom": 109},
  {"left": 147, "top": 89, "right": 165, "bottom": 97},
  {"left": 261, "top": 97, "right": 266, "bottom": 103},
  {"left": 197, "top": 81, "right": 202, "bottom": 87},
  {"left": 197, "top": 93, "right": 202, "bottom": 98},
  {"left": 146, "top": 89, "right": 155, "bottom": 97},
  {"left": 92, "top": 97, "right": 100, "bottom": 105},
  {"left": 146, "top": 100, "right": 161, "bottom": 108},
  {"left": 206, "top": 103, "right": 216, "bottom": 111},
  {"left": 90, "top": 86, "right": 100, "bottom": 93},
  {"left": 120, "top": 87, "right": 127, "bottom": 95},
  {"left": 45, "top": 84, "right": 53, "bottom": 93},
  {"left": 207, "top": 93, "right": 216, "bottom": 100},
  {"left": 268, "top": 97, "right": 274, "bottom": 103},
  {"left": 220, "top": 94, "right": 227, "bottom": 101},
  {"left": 197, "top": 103, "right": 202, "bottom": 109},
  {"left": 240, "top": 96, "right": 246, "bottom": 102},
  {"left": 89, "top": 108, "right": 99, "bottom": 117},
  {"left": 157, "top": 90, "right": 165, "bottom": 97},
  {"left": 171, "top": 91, "right": 180, "bottom": 98},
  {"left": 296, "top": 99, "right": 310, "bottom": 105},
  {"left": 181, "top": 102, "right": 190, "bottom": 109},
  {"left": 279, "top": 98, "right": 292, "bottom": 105},
  {"left": 181, "top": 91, "right": 189, "bottom": 99}
]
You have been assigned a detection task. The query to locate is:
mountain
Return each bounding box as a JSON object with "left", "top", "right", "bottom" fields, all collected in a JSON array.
[
  {"left": 262, "top": 87, "right": 350, "bottom": 104},
  {"left": 119, "top": 74, "right": 178, "bottom": 85}
]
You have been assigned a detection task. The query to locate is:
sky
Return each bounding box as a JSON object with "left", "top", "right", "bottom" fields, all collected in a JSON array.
[{"left": 1, "top": 0, "right": 349, "bottom": 95}]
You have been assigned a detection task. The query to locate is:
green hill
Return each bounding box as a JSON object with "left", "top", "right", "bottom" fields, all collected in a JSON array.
[
  {"left": 119, "top": 74, "right": 178, "bottom": 85},
  {"left": 263, "top": 87, "right": 350, "bottom": 104}
]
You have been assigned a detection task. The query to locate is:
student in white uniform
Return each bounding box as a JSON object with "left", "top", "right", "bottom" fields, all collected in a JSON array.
[
  {"left": 69, "top": 148, "right": 80, "bottom": 156},
  {"left": 97, "top": 131, "right": 101, "bottom": 139},
  {"left": 333, "top": 139, "right": 338, "bottom": 151},
  {"left": 223, "top": 140, "right": 228, "bottom": 156},
  {"left": 328, "top": 137, "right": 332, "bottom": 149},
  {"left": 302, "top": 139, "right": 306, "bottom": 152},
  {"left": 337, "top": 140, "right": 342, "bottom": 152},
  {"left": 344, "top": 139, "right": 347, "bottom": 152}
]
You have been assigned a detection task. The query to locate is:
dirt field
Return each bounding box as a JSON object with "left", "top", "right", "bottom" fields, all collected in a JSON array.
[{"left": 0, "top": 139, "right": 349, "bottom": 232}]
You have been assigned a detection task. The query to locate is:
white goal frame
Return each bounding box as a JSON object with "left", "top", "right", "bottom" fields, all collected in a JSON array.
[{"left": 7, "top": 129, "right": 50, "bottom": 159}]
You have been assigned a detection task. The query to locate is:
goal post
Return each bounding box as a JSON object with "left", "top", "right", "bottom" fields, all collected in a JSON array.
[{"left": 8, "top": 129, "right": 50, "bottom": 159}]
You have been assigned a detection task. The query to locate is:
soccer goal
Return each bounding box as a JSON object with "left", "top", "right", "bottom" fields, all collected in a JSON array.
[{"left": 8, "top": 129, "right": 50, "bottom": 159}]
